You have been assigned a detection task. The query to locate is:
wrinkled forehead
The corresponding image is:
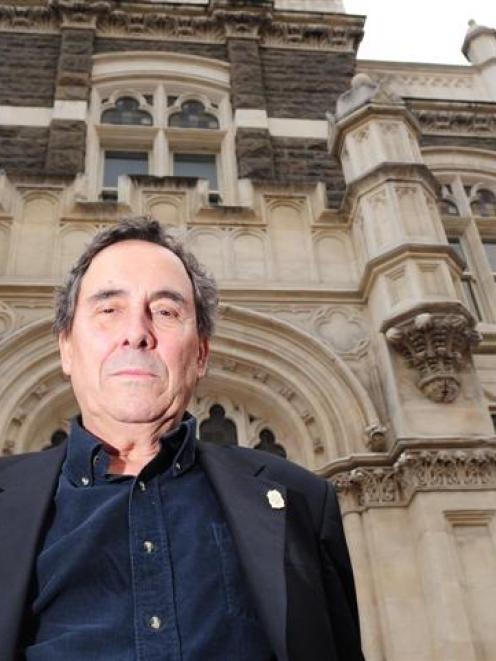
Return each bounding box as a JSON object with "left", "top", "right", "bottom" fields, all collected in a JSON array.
[{"left": 79, "top": 240, "right": 195, "bottom": 303}]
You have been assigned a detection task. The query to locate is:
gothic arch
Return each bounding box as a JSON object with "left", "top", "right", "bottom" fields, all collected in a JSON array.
[{"left": 0, "top": 307, "right": 382, "bottom": 469}]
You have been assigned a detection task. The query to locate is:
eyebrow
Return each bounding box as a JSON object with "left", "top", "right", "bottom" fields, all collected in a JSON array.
[{"left": 87, "top": 288, "right": 187, "bottom": 305}]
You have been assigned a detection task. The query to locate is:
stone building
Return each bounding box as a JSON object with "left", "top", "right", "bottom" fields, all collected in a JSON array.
[{"left": 0, "top": 1, "right": 495, "bottom": 659}]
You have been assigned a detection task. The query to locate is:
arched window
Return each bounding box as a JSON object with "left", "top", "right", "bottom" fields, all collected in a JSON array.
[
  {"left": 101, "top": 96, "right": 153, "bottom": 126},
  {"left": 87, "top": 53, "right": 235, "bottom": 201},
  {"left": 169, "top": 100, "right": 219, "bottom": 129},
  {"left": 254, "top": 428, "right": 287, "bottom": 458},
  {"left": 199, "top": 404, "right": 238, "bottom": 446},
  {"left": 440, "top": 198, "right": 459, "bottom": 216},
  {"left": 471, "top": 188, "right": 496, "bottom": 217},
  {"left": 43, "top": 428, "right": 68, "bottom": 451}
]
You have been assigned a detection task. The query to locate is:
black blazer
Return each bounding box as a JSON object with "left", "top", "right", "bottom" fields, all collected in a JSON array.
[{"left": 0, "top": 440, "right": 364, "bottom": 661}]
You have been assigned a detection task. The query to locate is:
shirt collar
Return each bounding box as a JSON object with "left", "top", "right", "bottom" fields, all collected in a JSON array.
[{"left": 63, "top": 413, "right": 198, "bottom": 487}]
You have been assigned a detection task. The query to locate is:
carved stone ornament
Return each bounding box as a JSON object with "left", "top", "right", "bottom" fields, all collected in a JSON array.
[
  {"left": 0, "top": 2, "right": 364, "bottom": 51},
  {"left": 414, "top": 107, "right": 496, "bottom": 137},
  {"left": 385, "top": 311, "right": 481, "bottom": 403},
  {"left": 332, "top": 447, "right": 496, "bottom": 510},
  {"left": 365, "top": 423, "right": 387, "bottom": 452}
]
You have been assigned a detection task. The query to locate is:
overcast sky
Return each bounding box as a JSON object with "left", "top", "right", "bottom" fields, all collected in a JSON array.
[{"left": 344, "top": 0, "right": 496, "bottom": 65}]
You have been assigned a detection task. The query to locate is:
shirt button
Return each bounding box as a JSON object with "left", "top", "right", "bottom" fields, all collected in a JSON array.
[
  {"left": 138, "top": 480, "right": 146, "bottom": 491},
  {"left": 149, "top": 615, "right": 162, "bottom": 630},
  {"left": 143, "top": 540, "right": 156, "bottom": 554},
  {"left": 81, "top": 476, "right": 90, "bottom": 486}
]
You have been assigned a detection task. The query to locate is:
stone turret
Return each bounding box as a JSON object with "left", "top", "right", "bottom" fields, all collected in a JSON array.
[
  {"left": 463, "top": 19, "right": 496, "bottom": 100},
  {"left": 329, "top": 73, "right": 492, "bottom": 440}
]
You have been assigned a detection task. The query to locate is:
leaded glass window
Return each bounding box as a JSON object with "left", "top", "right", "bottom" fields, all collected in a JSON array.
[
  {"left": 471, "top": 188, "right": 496, "bottom": 217},
  {"left": 199, "top": 405, "right": 238, "bottom": 446},
  {"left": 101, "top": 97, "right": 153, "bottom": 126},
  {"left": 254, "top": 428, "right": 287, "bottom": 458},
  {"left": 169, "top": 100, "right": 219, "bottom": 129}
]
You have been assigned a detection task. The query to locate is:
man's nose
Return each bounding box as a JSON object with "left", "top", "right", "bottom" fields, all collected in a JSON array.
[{"left": 122, "top": 311, "right": 156, "bottom": 350}]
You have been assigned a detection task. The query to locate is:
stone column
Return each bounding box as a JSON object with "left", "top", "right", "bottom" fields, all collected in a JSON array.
[
  {"left": 214, "top": 2, "right": 275, "bottom": 180},
  {"left": 329, "top": 74, "right": 493, "bottom": 442},
  {"left": 45, "top": 13, "right": 96, "bottom": 176},
  {"left": 340, "top": 507, "right": 385, "bottom": 661}
]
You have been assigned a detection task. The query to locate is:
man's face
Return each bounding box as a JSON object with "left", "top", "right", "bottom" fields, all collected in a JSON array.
[{"left": 58, "top": 240, "right": 209, "bottom": 434}]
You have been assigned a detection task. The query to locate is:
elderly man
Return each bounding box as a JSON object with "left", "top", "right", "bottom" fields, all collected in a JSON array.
[{"left": 0, "top": 217, "right": 364, "bottom": 661}]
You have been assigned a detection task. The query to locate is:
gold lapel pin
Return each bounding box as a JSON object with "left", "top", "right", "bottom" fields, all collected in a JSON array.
[{"left": 266, "top": 488, "right": 285, "bottom": 510}]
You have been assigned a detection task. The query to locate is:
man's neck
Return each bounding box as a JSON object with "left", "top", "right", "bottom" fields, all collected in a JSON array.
[{"left": 81, "top": 415, "right": 180, "bottom": 476}]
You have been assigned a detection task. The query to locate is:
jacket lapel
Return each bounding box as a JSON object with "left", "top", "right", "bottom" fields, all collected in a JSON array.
[
  {"left": 0, "top": 443, "right": 66, "bottom": 658},
  {"left": 198, "top": 441, "right": 289, "bottom": 661}
]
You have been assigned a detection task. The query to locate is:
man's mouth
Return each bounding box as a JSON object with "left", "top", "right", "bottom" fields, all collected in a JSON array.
[{"left": 112, "top": 369, "right": 157, "bottom": 378}]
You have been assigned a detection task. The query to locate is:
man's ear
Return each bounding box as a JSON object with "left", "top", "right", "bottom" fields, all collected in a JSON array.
[
  {"left": 58, "top": 331, "right": 73, "bottom": 376},
  {"left": 197, "top": 337, "right": 210, "bottom": 379}
]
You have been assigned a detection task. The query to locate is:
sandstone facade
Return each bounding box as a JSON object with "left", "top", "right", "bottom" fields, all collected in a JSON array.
[{"left": 0, "top": 2, "right": 495, "bottom": 660}]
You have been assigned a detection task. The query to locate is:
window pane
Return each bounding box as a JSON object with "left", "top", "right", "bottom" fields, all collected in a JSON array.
[
  {"left": 173, "top": 153, "right": 218, "bottom": 189},
  {"left": 482, "top": 241, "right": 496, "bottom": 271},
  {"left": 461, "top": 278, "right": 481, "bottom": 320},
  {"left": 104, "top": 151, "right": 148, "bottom": 188},
  {"left": 169, "top": 100, "right": 219, "bottom": 129},
  {"left": 471, "top": 188, "right": 496, "bottom": 217},
  {"left": 440, "top": 199, "right": 459, "bottom": 216},
  {"left": 448, "top": 237, "right": 466, "bottom": 261},
  {"left": 199, "top": 405, "right": 238, "bottom": 447},
  {"left": 101, "top": 96, "right": 152, "bottom": 126},
  {"left": 254, "top": 428, "right": 287, "bottom": 458}
]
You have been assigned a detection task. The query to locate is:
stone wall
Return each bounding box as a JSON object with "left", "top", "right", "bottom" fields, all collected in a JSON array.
[
  {"left": 0, "top": 32, "right": 60, "bottom": 106},
  {"left": 272, "top": 137, "right": 346, "bottom": 208},
  {"left": 94, "top": 37, "right": 227, "bottom": 61},
  {"left": 236, "top": 128, "right": 275, "bottom": 179},
  {"left": 420, "top": 135, "right": 496, "bottom": 151},
  {"left": 260, "top": 49, "right": 356, "bottom": 119},
  {"left": 0, "top": 126, "right": 49, "bottom": 174},
  {"left": 228, "top": 39, "right": 266, "bottom": 109},
  {"left": 56, "top": 29, "right": 95, "bottom": 101},
  {"left": 45, "top": 120, "right": 86, "bottom": 176}
]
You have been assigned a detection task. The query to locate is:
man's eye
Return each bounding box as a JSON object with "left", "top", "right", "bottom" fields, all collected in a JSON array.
[
  {"left": 100, "top": 307, "right": 115, "bottom": 314},
  {"left": 154, "top": 309, "right": 172, "bottom": 317}
]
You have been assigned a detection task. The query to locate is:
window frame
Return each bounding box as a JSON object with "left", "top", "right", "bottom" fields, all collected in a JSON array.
[
  {"left": 437, "top": 173, "right": 496, "bottom": 323},
  {"left": 86, "top": 57, "right": 237, "bottom": 203}
]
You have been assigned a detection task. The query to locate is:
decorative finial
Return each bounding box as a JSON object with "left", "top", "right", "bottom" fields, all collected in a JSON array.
[{"left": 351, "top": 73, "right": 374, "bottom": 89}]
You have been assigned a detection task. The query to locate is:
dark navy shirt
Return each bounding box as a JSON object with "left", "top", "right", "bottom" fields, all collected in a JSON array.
[{"left": 24, "top": 415, "right": 273, "bottom": 661}]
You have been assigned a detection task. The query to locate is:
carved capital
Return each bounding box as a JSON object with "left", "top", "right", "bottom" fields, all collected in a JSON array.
[
  {"left": 332, "top": 447, "right": 496, "bottom": 510},
  {"left": 212, "top": 7, "right": 272, "bottom": 39},
  {"left": 385, "top": 310, "right": 481, "bottom": 403},
  {"left": 48, "top": 0, "right": 112, "bottom": 29}
]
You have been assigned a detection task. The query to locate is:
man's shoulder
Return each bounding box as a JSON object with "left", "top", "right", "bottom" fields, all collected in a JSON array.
[
  {"left": 0, "top": 444, "right": 66, "bottom": 479},
  {"left": 198, "top": 441, "right": 329, "bottom": 503}
]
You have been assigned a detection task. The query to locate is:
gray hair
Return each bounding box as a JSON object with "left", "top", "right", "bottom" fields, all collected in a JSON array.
[{"left": 53, "top": 217, "right": 218, "bottom": 338}]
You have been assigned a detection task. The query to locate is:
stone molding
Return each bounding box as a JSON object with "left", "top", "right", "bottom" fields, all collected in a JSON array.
[
  {"left": 0, "top": 1, "right": 364, "bottom": 52},
  {"left": 332, "top": 446, "right": 496, "bottom": 511},
  {"left": 250, "top": 303, "right": 369, "bottom": 358},
  {"left": 410, "top": 101, "right": 496, "bottom": 137},
  {"left": 385, "top": 307, "right": 481, "bottom": 403}
]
